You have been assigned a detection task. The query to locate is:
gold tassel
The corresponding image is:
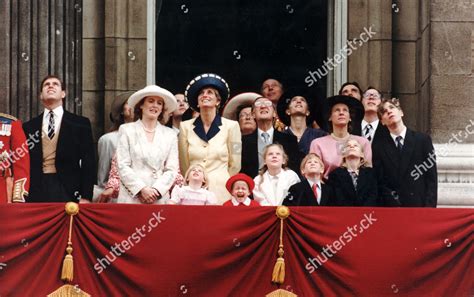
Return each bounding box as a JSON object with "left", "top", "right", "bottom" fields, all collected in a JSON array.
[
  {"left": 61, "top": 245, "right": 74, "bottom": 281},
  {"left": 61, "top": 203, "right": 79, "bottom": 282},
  {"left": 47, "top": 284, "right": 91, "bottom": 297},
  {"left": 49, "top": 203, "right": 91, "bottom": 297},
  {"left": 272, "top": 206, "right": 290, "bottom": 284},
  {"left": 272, "top": 253, "right": 285, "bottom": 284}
]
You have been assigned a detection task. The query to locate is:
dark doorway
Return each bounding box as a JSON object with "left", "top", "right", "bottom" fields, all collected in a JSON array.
[{"left": 155, "top": 0, "right": 327, "bottom": 101}]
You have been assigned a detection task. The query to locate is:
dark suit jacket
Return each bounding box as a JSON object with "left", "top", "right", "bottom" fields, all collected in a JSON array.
[
  {"left": 327, "top": 167, "right": 378, "bottom": 206},
  {"left": 241, "top": 130, "right": 302, "bottom": 178},
  {"left": 373, "top": 128, "right": 437, "bottom": 207},
  {"left": 371, "top": 123, "right": 390, "bottom": 148},
  {"left": 282, "top": 179, "right": 334, "bottom": 206},
  {"left": 23, "top": 110, "right": 96, "bottom": 202}
]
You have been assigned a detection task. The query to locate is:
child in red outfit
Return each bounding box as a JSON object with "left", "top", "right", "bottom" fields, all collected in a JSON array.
[{"left": 223, "top": 173, "right": 260, "bottom": 206}]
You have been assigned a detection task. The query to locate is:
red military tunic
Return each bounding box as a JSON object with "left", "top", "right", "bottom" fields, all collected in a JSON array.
[{"left": 0, "top": 113, "right": 30, "bottom": 203}]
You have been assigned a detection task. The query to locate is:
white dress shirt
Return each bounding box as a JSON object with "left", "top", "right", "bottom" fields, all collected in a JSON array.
[
  {"left": 362, "top": 119, "right": 379, "bottom": 143},
  {"left": 390, "top": 126, "right": 407, "bottom": 147},
  {"left": 42, "top": 105, "right": 64, "bottom": 136},
  {"left": 307, "top": 179, "right": 322, "bottom": 204}
]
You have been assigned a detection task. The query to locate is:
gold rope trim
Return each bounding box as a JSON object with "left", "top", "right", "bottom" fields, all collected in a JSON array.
[
  {"left": 272, "top": 206, "right": 290, "bottom": 284},
  {"left": 62, "top": 202, "right": 79, "bottom": 282}
]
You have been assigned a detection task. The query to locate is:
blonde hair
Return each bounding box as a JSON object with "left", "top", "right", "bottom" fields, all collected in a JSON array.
[
  {"left": 340, "top": 139, "right": 367, "bottom": 168},
  {"left": 257, "top": 143, "right": 288, "bottom": 189},
  {"left": 300, "top": 153, "right": 324, "bottom": 176},
  {"left": 184, "top": 164, "right": 209, "bottom": 188}
]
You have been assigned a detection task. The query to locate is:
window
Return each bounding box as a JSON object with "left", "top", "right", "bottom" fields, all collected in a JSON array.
[{"left": 155, "top": 0, "right": 328, "bottom": 99}]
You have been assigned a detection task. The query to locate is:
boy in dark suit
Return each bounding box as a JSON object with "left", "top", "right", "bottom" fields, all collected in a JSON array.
[
  {"left": 23, "top": 75, "right": 96, "bottom": 203},
  {"left": 283, "top": 153, "right": 333, "bottom": 206},
  {"left": 373, "top": 98, "right": 437, "bottom": 207}
]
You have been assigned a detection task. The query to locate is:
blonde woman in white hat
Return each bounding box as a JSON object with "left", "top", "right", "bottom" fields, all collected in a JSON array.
[{"left": 116, "top": 85, "right": 178, "bottom": 204}]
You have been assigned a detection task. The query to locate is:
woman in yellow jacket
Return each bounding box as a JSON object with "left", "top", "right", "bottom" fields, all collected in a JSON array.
[{"left": 179, "top": 74, "right": 241, "bottom": 205}]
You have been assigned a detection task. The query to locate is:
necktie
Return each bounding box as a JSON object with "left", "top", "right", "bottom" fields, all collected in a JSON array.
[
  {"left": 312, "top": 183, "right": 318, "bottom": 202},
  {"left": 396, "top": 136, "right": 403, "bottom": 152},
  {"left": 349, "top": 171, "right": 358, "bottom": 188},
  {"left": 262, "top": 132, "right": 270, "bottom": 144},
  {"left": 47, "top": 110, "right": 55, "bottom": 139},
  {"left": 364, "top": 124, "right": 373, "bottom": 142}
]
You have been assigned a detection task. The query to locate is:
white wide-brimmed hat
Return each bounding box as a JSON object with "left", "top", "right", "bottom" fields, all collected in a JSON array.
[
  {"left": 128, "top": 85, "right": 177, "bottom": 113},
  {"left": 222, "top": 92, "right": 261, "bottom": 120}
]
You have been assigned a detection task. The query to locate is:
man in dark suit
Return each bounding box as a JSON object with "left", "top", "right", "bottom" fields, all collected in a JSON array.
[
  {"left": 373, "top": 98, "right": 437, "bottom": 207},
  {"left": 241, "top": 97, "right": 301, "bottom": 178},
  {"left": 360, "top": 87, "right": 390, "bottom": 147},
  {"left": 23, "top": 75, "right": 96, "bottom": 203},
  {"left": 283, "top": 153, "right": 334, "bottom": 206}
]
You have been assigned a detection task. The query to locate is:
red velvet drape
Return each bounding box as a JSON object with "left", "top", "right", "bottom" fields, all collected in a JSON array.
[{"left": 0, "top": 204, "right": 472, "bottom": 296}]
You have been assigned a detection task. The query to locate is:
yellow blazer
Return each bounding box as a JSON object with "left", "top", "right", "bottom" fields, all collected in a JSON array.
[{"left": 179, "top": 116, "right": 241, "bottom": 204}]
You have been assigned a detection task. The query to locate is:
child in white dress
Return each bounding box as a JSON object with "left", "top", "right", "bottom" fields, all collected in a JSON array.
[
  {"left": 253, "top": 144, "right": 300, "bottom": 206},
  {"left": 168, "top": 164, "right": 217, "bottom": 205}
]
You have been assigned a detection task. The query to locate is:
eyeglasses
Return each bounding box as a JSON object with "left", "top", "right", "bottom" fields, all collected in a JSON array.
[
  {"left": 239, "top": 112, "right": 253, "bottom": 119},
  {"left": 363, "top": 92, "right": 381, "bottom": 99},
  {"left": 254, "top": 100, "right": 273, "bottom": 108}
]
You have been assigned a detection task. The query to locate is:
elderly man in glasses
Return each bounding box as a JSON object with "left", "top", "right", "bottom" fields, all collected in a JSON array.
[
  {"left": 240, "top": 97, "right": 302, "bottom": 178},
  {"left": 361, "top": 87, "right": 390, "bottom": 147}
]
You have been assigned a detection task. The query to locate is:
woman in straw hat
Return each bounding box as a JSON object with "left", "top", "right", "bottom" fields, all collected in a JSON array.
[
  {"left": 179, "top": 74, "right": 241, "bottom": 204},
  {"left": 116, "top": 85, "right": 179, "bottom": 204}
]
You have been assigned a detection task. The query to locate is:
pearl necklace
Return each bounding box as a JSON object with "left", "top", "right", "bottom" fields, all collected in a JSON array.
[
  {"left": 143, "top": 127, "right": 155, "bottom": 133},
  {"left": 141, "top": 122, "right": 157, "bottom": 133}
]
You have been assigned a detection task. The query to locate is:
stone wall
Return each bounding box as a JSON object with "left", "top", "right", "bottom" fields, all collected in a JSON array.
[
  {"left": 430, "top": 0, "right": 474, "bottom": 144},
  {"left": 83, "top": 0, "right": 147, "bottom": 139}
]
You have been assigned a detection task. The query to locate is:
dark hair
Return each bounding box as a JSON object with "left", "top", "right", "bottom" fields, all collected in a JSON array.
[
  {"left": 338, "top": 81, "right": 363, "bottom": 97},
  {"left": 236, "top": 104, "right": 253, "bottom": 119},
  {"left": 40, "top": 75, "right": 65, "bottom": 91},
  {"left": 377, "top": 98, "right": 403, "bottom": 119},
  {"left": 363, "top": 86, "right": 382, "bottom": 98}
]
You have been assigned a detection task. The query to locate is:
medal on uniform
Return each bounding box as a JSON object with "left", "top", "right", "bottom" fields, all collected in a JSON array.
[{"left": 5, "top": 124, "right": 11, "bottom": 136}]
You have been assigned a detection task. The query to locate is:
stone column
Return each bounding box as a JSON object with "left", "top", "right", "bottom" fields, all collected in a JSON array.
[
  {"left": 392, "top": 0, "right": 431, "bottom": 132},
  {"left": 430, "top": 0, "right": 474, "bottom": 208},
  {"left": 83, "top": 0, "right": 147, "bottom": 138},
  {"left": 347, "top": 0, "right": 393, "bottom": 97}
]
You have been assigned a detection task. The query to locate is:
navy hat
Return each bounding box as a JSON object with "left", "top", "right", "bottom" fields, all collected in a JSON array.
[
  {"left": 185, "top": 73, "right": 230, "bottom": 111},
  {"left": 325, "top": 95, "right": 364, "bottom": 126}
]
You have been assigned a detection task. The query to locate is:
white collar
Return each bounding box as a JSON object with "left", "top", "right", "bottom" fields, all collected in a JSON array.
[
  {"left": 362, "top": 119, "right": 379, "bottom": 130},
  {"left": 43, "top": 105, "right": 64, "bottom": 119},
  {"left": 306, "top": 179, "right": 321, "bottom": 189},
  {"left": 257, "top": 127, "right": 274, "bottom": 140},
  {"left": 390, "top": 126, "right": 407, "bottom": 142},
  {"left": 230, "top": 197, "right": 251, "bottom": 206}
]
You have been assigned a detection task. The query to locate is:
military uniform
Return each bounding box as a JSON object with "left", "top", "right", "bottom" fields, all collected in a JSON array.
[{"left": 0, "top": 113, "right": 30, "bottom": 203}]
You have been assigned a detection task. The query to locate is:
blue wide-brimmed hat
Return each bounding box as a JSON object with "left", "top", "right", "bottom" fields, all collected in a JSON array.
[{"left": 185, "top": 73, "right": 230, "bottom": 111}]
